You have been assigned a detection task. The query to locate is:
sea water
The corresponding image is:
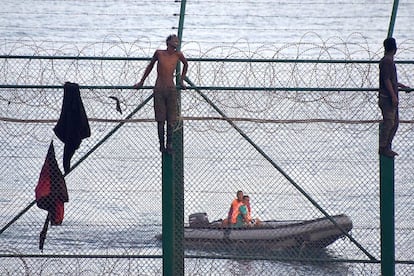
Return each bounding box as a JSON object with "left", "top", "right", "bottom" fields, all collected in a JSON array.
[
  {"left": 1, "top": 0, "right": 413, "bottom": 58},
  {"left": 1, "top": 1, "right": 414, "bottom": 275}
]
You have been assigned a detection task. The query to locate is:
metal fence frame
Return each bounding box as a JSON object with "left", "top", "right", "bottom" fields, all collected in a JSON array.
[{"left": 0, "top": 54, "right": 413, "bottom": 275}]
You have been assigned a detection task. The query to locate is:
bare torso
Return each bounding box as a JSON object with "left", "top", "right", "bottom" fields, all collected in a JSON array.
[{"left": 155, "top": 50, "right": 181, "bottom": 88}]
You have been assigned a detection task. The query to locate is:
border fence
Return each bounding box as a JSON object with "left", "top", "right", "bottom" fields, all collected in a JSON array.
[
  {"left": 1, "top": 0, "right": 414, "bottom": 274},
  {"left": 0, "top": 53, "right": 413, "bottom": 275}
]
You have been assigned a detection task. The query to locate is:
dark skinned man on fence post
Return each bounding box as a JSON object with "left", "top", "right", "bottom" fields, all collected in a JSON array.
[
  {"left": 378, "top": 37, "right": 410, "bottom": 158},
  {"left": 134, "top": 34, "right": 188, "bottom": 154}
]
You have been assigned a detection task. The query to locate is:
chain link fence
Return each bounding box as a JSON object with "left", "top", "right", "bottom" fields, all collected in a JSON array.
[{"left": 1, "top": 43, "right": 414, "bottom": 275}]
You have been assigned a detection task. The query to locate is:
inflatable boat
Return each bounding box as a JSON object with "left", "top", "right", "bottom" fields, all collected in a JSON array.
[{"left": 157, "top": 213, "right": 353, "bottom": 251}]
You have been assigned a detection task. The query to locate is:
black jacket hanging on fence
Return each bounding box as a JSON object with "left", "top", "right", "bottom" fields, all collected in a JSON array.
[{"left": 53, "top": 82, "right": 91, "bottom": 173}]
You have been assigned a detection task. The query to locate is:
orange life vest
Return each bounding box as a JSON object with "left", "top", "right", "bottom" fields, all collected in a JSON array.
[{"left": 230, "top": 199, "right": 244, "bottom": 224}]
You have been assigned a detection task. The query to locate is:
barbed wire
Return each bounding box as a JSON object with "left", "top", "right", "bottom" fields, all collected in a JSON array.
[{"left": 0, "top": 37, "right": 413, "bottom": 141}]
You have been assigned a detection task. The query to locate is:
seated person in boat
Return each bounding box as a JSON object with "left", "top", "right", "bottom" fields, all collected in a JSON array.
[
  {"left": 233, "top": 195, "right": 263, "bottom": 227},
  {"left": 243, "top": 195, "right": 261, "bottom": 226},
  {"left": 222, "top": 190, "right": 244, "bottom": 226},
  {"left": 233, "top": 195, "right": 250, "bottom": 227}
]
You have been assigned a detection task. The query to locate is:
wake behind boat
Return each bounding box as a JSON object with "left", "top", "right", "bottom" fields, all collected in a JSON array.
[{"left": 156, "top": 213, "right": 353, "bottom": 251}]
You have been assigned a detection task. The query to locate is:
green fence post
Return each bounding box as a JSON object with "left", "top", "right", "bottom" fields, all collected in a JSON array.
[
  {"left": 380, "top": 154, "right": 395, "bottom": 276},
  {"left": 381, "top": 1, "right": 398, "bottom": 274},
  {"left": 162, "top": 153, "right": 175, "bottom": 276},
  {"left": 169, "top": 0, "right": 187, "bottom": 275},
  {"left": 173, "top": 125, "right": 184, "bottom": 274},
  {"left": 387, "top": 0, "right": 399, "bottom": 38}
]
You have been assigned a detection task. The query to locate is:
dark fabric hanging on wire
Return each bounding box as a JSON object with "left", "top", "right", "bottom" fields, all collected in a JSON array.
[{"left": 54, "top": 82, "right": 91, "bottom": 174}]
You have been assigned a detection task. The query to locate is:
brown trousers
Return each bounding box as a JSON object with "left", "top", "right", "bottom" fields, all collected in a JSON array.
[{"left": 378, "top": 96, "right": 399, "bottom": 149}]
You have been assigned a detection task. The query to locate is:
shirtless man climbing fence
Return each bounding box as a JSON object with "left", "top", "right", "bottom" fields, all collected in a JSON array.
[{"left": 134, "top": 34, "right": 188, "bottom": 154}]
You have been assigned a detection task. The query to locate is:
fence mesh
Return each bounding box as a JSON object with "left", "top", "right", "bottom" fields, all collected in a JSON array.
[{"left": 1, "top": 42, "right": 414, "bottom": 275}]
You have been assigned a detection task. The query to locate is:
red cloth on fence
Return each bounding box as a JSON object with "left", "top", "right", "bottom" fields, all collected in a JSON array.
[{"left": 35, "top": 141, "right": 68, "bottom": 225}]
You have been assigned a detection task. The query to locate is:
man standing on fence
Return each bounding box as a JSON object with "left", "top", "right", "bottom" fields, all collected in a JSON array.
[
  {"left": 378, "top": 37, "right": 410, "bottom": 158},
  {"left": 134, "top": 34, "right": 188, "bottom": 154}
]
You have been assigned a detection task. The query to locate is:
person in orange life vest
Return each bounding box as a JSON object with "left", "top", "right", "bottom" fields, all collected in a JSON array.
[
  {"left": 221, "top": 190, "right": 243, "bottom": 226},
  {"left": 229, "top": 190, "right": 244, "bottom": 224}
]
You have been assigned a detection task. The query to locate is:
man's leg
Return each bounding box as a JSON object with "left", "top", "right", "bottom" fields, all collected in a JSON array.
[
  {"left": 158, "top": 121, "right": 166, "bottom": 152},
  {"left": 165, "top": 88, "right": 177, "bottom": 155},
  {"left": 379, "top": 99, "right": 398, "bottom": 157},
  {"left": 388, "top": 109, "right": 399, "bottom": 150},
  {"left": 379, "top": 118, "right": 398, "bottom": 157}
]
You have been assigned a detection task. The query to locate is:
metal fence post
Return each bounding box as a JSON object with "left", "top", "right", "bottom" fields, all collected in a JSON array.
[
  {"left": 380, "top": 154, "right": 395, "bottom": 276},
  {"left": 387, "top": 0, "right": 399, "bottom": 38},
  {"left": 173, "top": 127, "right": 184, "bottom": 274},
  {"left": 381, "top": 1, "right": 399, "bottom": 272},
  {"left": 169, "top": 0, "right": 187, "bottom": 275},
  {"left": 162, "top": 153, "right": 176, "bottom": 276}
]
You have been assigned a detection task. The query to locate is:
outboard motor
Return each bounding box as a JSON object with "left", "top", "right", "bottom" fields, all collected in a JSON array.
[{"left": 189, "top": 213, "right": 209, "bottom": 228}]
